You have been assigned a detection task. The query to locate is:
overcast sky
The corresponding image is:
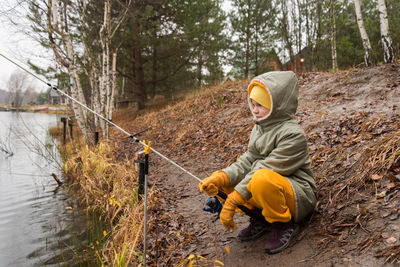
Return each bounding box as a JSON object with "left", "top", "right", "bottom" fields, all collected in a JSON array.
[
  {"left": 0, "top": 0, "right": 54, "bottom": 92},
  {"left": 0, "top": 0, "right": 234, "bottom": 92}
]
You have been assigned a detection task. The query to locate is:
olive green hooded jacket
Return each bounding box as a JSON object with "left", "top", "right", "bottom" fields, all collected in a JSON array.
[{"left": 222, "top": 71, "right": 317, "bottom": 222}]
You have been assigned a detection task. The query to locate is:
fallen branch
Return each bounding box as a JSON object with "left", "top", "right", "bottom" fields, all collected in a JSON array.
[{"left": 51, "top": 173, "right": 63, "bottom": 186}]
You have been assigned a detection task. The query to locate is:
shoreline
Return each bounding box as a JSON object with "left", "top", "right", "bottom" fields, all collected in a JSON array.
[{"left": 0, "top": 105, "right": 69, "bottom": 114}]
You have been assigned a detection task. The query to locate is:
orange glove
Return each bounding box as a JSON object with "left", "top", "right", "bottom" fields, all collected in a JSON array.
[
  {"left": 220, "top": 190, "right": 246, "bottom": 230},
  {"left": 199, "top": 171, "right": 230, "bottom": 196}
]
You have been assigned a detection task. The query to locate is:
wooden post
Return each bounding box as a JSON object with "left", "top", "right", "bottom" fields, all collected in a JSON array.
[
  {"left": 61, "top": 117, "right": 67, "bottom": 145},
  {"left": 94, "top": 131, "right": 99, "bottom": 145}
]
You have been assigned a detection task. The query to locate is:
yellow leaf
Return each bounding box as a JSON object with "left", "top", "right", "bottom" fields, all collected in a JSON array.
[
  {"left": 224, "top": 245, "right": 230, "bottom": 255},
  {"left": 197, "top": 255, "right": 206, "bottom": 259},
  {"left": 103, "top": 231, "right": 107, "bottom": 237},
  {"left": 214, "top": 259, "right": 224, "bottom": 266},
  {"left": 376, "top": 190, "right": 386, "bottom": 198},
  {"left": 187, "top": 260, "right": 194, "bottom": 267},
  {"left": 187, "top": 254, "right": 195, "bottom": 260},
  {"left": 65, "top": 206, "right": 73, "bottom": 210}
]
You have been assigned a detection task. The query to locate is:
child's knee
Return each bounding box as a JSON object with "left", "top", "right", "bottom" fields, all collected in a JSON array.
[{"left": 247, "top": 169, "right": 280, "bottom": 194}]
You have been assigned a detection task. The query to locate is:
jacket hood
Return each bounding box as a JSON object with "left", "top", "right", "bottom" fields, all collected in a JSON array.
[{"left": 247, "top": 71, "right": 299, "bottom": 127}]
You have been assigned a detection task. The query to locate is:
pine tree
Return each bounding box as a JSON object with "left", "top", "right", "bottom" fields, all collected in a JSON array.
[{"left": 230, "top": 0, "right": 275, "bottom": 79}]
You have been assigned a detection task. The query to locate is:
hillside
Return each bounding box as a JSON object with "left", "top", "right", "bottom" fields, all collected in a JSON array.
[{"left": 111, "top": 64, "right": 400, "bottom": 266}]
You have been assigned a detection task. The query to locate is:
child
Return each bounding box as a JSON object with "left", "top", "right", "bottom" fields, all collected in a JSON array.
[{"left": 199, "top": 71, "right": 317, "bottom": 254}]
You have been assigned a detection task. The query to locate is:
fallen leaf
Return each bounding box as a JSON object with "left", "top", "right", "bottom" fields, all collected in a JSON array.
[
  {"left": 215, "top": 260, "right": 224, "bottom": 266},
  {"left": 381, "top": 210, "right": 391, "bottom": 218},
  {"left": 371, "top": 174, "right": 382, "bottom": 181},
  {"left": 376, "top": 191, "right": 387, "bottom": 198},
  {"left": 382, "top": 232, "right": 390, "bottom": 239},
  {"left": 386, "top": 182, "right": 396, "bottom": 190},
  {"left": 386, "top": 237, "right": 397, "bottom": 244},
  {"left": 225, "top": 245, "right": 230, "bottom": 255},
  {"left": 392, "top": 225, "right": 400, "bottom": 231},
  {"left": 65, "top": 206, "right": 73, "bottom": 210}
]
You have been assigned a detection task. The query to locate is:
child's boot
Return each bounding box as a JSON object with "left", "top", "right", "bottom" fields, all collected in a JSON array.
[
  {"left": 238, "top": 217, "right": 270, "bottom": 241},
  {"left": 264, "top": 221, "right": 299, "bottom": 254}
]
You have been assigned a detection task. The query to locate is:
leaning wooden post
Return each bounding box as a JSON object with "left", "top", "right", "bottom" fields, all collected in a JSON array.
[{"left": 61, "top": 117, "right": 67, "bottom": 145}]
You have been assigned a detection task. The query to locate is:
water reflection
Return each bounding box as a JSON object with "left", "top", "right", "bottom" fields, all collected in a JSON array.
[{"left": 0, "top": 112, "right": 88, "bottom": 266}]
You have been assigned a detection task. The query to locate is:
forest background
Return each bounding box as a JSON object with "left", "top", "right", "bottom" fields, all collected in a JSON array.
[{"left": 2, "top": 0, "right": 399, "bottom": 138}]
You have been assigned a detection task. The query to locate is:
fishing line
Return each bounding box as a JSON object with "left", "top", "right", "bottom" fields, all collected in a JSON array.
[
  {"left": 0, "top": 53, "right": 267, "bottom": 223},
  {"left": 0, "top": 52, "right": 203, "bottom": 184}
]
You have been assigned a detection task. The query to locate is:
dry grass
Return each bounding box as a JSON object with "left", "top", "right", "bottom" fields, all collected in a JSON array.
[
  {"left": 48, "top": 125, "right": 63, "bottom": 138},
  {"left": 63, "top": 141, "right": 152, "bottom": 266}
]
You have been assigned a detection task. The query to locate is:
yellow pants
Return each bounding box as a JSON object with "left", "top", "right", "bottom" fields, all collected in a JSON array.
[{"left": 222, "top": 169, "right": 296, "bottom": 223}]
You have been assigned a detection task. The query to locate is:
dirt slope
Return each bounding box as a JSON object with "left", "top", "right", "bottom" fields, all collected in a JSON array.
[{"left": 112, "top": 64, "right": 400, "bottom": 266}]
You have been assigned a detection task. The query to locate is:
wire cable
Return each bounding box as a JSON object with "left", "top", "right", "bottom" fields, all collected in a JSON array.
[{"left": 0, "top": 52, "right": 203, "bottom": 183}]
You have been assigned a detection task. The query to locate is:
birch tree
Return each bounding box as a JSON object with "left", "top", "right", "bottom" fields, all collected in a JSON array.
[
  {"left": 39, "top": 0, "right": 130, "bottom": 139},
  {"left": 330, "top": 0, "right": 338, "bottom": 70},
  {"left": 353, "top": 0, "right": 373, "bottom": 66},
  {"left": 46, "top": 0, "right": 90, "bottom": 138},
  {"left": 377, "top": 0, "right": 394, "bottom": 63},
  {"left": 81, "top": 0, "right": 130, "bottom": 138}
]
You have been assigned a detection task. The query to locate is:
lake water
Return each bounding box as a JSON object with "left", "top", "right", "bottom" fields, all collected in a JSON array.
[{"left": 0, "top": 112, "right": 87, "bottom": 266}]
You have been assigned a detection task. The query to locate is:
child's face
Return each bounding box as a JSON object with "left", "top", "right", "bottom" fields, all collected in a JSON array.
[{"left": 250, "top": 99, "right": 270, "bottom": 119}]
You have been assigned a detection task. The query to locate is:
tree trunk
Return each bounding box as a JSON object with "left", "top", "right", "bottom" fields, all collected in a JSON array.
[
  {"left": 133, "top": 24, "right": 146, "bottom": 109},
  {"left": 296, "top": 0, "right": 302, "bottom": 72},
  {"left": 47, "top": 0, "right": 90, "bottom": 138},
  {"left": 150, "top": 44, "right": 157, "bottom": 99},
  {"left": 354, "top": 0, "right": 373, "bottom": 66},
  {"left": 312, "top": 0, "right": 322, "bottom": 70},
  {"left": 305, "top": 0, "right": 313, "bottom": 70},
  {"left": 108, "top": 51, "right": 117, "bottom": 133},
  {"left": 377, "top": 0, "right": 394, "bottom": 63},
  {"left": 245, "top": 0, "right": 251, "bottom": 79},
  {"left": 330, "top": 0, "right": 338, "bottom": 70},
  {"left": 281, "top": 0, "right": 295, "bottom": 69},
  {"left": 197, "top": 53, "right": 203, "bottom": 87}
]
